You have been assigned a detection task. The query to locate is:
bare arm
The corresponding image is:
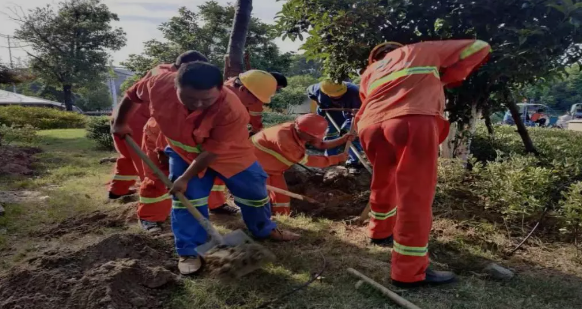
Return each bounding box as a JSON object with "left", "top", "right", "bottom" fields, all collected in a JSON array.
[{"left": 313, "top": 134, "right": 351, "bottom": 150}]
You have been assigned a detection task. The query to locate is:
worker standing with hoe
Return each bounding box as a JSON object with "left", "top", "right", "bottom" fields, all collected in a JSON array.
[
  {"left": 358, "top": 40, "right": 491, "bottom": 287},
  {"left": 307, "top": 80, "right": 364, "bottom": 173},
  {"left": 252, "top": 114, "right": 354, "bottom": 215},
  {"left": 112, "top": 62, "right": 300, "bottom": 275}
]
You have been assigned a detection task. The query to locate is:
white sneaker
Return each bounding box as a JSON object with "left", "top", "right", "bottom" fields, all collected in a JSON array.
[{"left": 178, "top": 256, "right": 203, "bottom": 275}]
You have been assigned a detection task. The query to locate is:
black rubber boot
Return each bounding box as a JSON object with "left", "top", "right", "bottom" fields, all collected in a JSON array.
[
  {"left": 370, "top": 235, "right": 394, "bottom": 247},
  {"left": 210, "top": 204, "right": 240, "bottom": 215},
  {"left": 108, "top": 189, "right": 136, "bottom": 200},
  {"left": 392, "top": 268, "right": 456, "bottom": 288}
]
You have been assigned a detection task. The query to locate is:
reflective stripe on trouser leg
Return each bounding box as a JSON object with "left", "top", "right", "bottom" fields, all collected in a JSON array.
[
  {"left": 165, "top": 146, "right": 214, "bottom": 257},
  {"left": 386, "top": 115, "right": 438, "bottom": 283},
  {"left": 138, "top": 177, "right": 172, "bottom": 222},
  {"left": 359, "top": 121, "right": 398, "bottom": 240},
  {"left": 110, "top": 134, "right": 141, "bottom": 195},
  {"left": 267, "top": 174, "right": 291, "bottom": 215},
  {"left": 219, "top": 161, "right": 277, "bottom": 238},
  {"left": 209, "top": 178, "right": 227, "bottom": 210}
]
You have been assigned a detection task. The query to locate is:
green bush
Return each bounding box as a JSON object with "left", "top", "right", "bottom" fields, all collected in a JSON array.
[
  {"left": 0, "top": 106, "right": 86, "bottom": 129},
  {"left": 86, "top": 116, "right": 114, "bottom": 150},
  {"left": 262, "top": 112, "right": 296, "bottom": 128},
  {"left": 0, "top": 124, "right": 38, "bottom": 146},
  {"left": 436, "top": 124, "right": 582, "bottom": 239},
  {"left": 270, "top": 75, "right": 319, "bottom": 112}
]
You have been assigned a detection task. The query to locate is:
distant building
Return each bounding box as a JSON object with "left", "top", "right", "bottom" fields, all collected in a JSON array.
[
  {"left": 107, "top": 66, "right": 135, "bottom": 108},
  {"left": 0, "top": 89, "right": 83, "bottom": 113}
]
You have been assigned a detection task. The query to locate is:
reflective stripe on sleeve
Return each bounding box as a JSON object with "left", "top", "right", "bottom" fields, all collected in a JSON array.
[
  {"left": 393, "top": 241, "right": 428, "bottom": 257},
  {"left": 139, "top": 193, "right": 171, "bottom": 204},
  {"left": 367, "top": 67, "right": 440, "bottom": 94},
  {"left": 249, "top": 111, "right": 262, "bottom": 116},
  {"left": 460, "top": 40, "right": 490, "bottom": 60},
  {"left": 272, "top": 202, "right": 291, "bottom": 208},
  {"left": 211, "top": 185, "right": 226, "bottom": 192},
  {"left": 299, "top": 155, "right": 309, "bottom": 165}
]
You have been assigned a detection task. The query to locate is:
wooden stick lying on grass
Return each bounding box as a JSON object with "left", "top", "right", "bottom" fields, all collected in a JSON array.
[
  {"left": 266, "top": 185, "right": 319, "bottom": 204},
  {"left": 347, "top": 268, "right": 423, "bottom": 309}
]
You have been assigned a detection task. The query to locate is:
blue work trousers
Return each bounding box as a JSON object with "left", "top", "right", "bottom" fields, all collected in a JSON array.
[
  {"left": 166, "top": 147, "right": 276, "bottom": 257},
  {"left": 321, "top": 112, "right": 364, "bottom": 165}
]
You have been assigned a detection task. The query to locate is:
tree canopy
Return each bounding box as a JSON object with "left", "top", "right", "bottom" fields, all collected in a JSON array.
[
  {"left": 277, "top": 0, "right": 582, "bottom": 153},
  {"left": 11, "top": 0, "right": 126, "bottom": 110},
  {"left": 122, "top": 1, "right": 292, "bottom": 77}
]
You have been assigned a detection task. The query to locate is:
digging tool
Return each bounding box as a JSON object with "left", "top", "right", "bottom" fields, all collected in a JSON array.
[
  {"left": 344, "top": 116, "right": 357, "bottom": 155},
  {"left": 320, "top": 107, "right": 360, "bottom": 112},
  {"left": 324, "top": 111, "right": 372, "bottom": 174},
  {"left": 266, "top": 185, "right": 319, "bottom": 204},
  {"left": 124, "top": 136, "right": 275, "bottom": 279},
  {"left": 348, "top": 268, "right": 423, "bottom": 309}
]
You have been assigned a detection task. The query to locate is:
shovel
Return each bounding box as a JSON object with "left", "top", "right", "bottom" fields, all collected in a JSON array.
[{"left": 124, "top": 135, "right": 275, "bottom": 279}]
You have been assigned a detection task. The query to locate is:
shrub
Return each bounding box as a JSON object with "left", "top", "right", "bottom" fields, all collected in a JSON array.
[
  {"left": 262, "top": 112, "right": 296, "bottom": 128},
  {"left": 86, "top": 116, "right": 114, "bottom": 150},
  {"left": 559, "top": 181, "right": 582, "bottom": 242},
  {"left": 0, "top": 124, "right": 38, "bottom": 146},
  {"left": 0, "top": 106, "right": 86, "bottom": 129}
]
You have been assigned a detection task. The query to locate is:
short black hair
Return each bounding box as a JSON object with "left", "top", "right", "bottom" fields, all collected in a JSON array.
[
  {"left": 270, "top": 72, "right": 288, "bottom": 88},
  {"left": 537, "top": 108, "right": 544, "bottom": 113},
  {"left": 176, "top": 62, "right": 223, "bottom": 90},
  {"left": 175, "top": 50, "right": 209, "bottom": 67}
]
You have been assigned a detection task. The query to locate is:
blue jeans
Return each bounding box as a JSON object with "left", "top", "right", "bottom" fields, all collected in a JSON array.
[{"left": 166, "top": 147, "right": 277, "bottom": 257}]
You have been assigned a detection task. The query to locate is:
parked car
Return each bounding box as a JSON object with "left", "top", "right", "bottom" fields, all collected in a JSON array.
[{"left": 502, "top": 103, "right": 558, "bottom": 127}]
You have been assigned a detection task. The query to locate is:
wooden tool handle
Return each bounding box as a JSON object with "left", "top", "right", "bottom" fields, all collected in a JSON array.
[
  {"left": 266, "top": 185, "right": 319, "bottom": 204},
  {"left": 324, "top": 112, "right": 373, "bottom": 174},
  {"left": 348, "top": 268, "right": 423, "bottom": 309},
  {"left": 124, "top": 136, "right": 225, "bottom": 244}
]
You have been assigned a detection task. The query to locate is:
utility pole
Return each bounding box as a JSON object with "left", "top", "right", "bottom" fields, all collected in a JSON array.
[{"left": 7, "top": 35, "right": 16, "bottom": 93}]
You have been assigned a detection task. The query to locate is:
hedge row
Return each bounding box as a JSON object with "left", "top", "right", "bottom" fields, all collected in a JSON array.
[{"left": 0, "top": 106, "right": 86, "bottom": 130}]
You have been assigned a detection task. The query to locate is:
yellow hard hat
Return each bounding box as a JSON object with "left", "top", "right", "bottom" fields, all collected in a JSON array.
[
  {"left": 320, "top": 80, "right": 347, "bottom": 97},
  {"left": 239, "top": 70, "right": 277, "bottom": 103}
]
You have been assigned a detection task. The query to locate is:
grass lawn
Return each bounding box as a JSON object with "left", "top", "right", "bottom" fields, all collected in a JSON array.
[{"left": 2, "top": 129, "right": 582, "bottom": 309}]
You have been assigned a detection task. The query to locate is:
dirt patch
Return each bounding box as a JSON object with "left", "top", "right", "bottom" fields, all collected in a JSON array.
[
  {"left": 0, "top": 146, "right": 41, "bottom": 176},
  {"left": 0, "top": 233, "right": 178, "bottom": 309},
  {"left": 286, "top": 166, "right": 370, "bottom": 220},
  {"left": 40, "top": 204, "right": 138, "bottom": 238},
  {"left": 0, "top": 190, "right": 48, "bottom": 204}
]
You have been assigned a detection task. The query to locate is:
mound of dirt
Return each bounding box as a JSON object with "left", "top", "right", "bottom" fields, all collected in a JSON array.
[
  {"left": 0, "top": 146, "right": 41, "bottom": 176},
  {"left": 285, "top": 166, "right": 370, "bottom": 220},
  {"left": 0, "top": 233, "right": 177, "bottom": 309},
  {"left": 40, "top": 204, "right": 138, "bottom": 238}
]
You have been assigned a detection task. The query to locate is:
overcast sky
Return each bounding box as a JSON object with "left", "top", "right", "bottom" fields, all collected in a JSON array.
[{"left": 0, "top": 0, "right": 303, "bottom": 67}]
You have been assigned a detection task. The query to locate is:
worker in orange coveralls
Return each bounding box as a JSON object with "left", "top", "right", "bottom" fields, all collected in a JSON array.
[
  {"left": 225, "top": 70, "right": 287, "bottom": 134},
  {"left": 251, "top": 114, "right": 354, "bottom": 215},
  {"left": 108, "top": 51, "right": 209, "bottom": 200},
  {"left": 357, "top": 40, "right": 491, "bottom": 287},
  {"left": 112, "top": 62, "right": 299, "bottom": 275}
]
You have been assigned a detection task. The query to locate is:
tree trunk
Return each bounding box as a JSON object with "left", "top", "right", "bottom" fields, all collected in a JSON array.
[
  {"left": 440, "top": 112, "right": 456, "bottom": 159},
  {"left": 63, "top": 84, "right": 73, "bottom": 111},
  {"left": 224, "top": 0, "right": 252, "bottom": 79},
  {"left": 506, "top": 100, "right": 538, "bottom": 155},
  {"left": 483, "top": 106, "right": 494, "bottom": 136},
  {"left": 455, "top": 103, "right": 479, "bottom": 165}
]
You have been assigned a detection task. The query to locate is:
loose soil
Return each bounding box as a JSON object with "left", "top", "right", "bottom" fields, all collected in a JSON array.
[
  {"left": 40, "top": 203, "right": 138, "bottom": 238},
  {"left": 0, "top": 146, "right": 41, "bottom": 176},
  {"left": 285, "top": 166, "right": 370, "bottom": 219},
  {"left": 0, "top": 233, "right": 178, "bottom": 309}
]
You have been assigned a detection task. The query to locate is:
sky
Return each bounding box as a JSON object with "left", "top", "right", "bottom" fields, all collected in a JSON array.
[{"left": 0, "top": 0, "right": 304, "bottom": 67}]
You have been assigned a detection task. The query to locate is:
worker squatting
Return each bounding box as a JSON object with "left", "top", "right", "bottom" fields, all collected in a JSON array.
[{"left": 111, "top": 39, "right": 491, "bottom": 287}]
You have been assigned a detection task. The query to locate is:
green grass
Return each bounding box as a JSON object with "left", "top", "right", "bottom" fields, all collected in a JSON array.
[{"left": 1, "top": 129, "right": 582, "bottom": 308}]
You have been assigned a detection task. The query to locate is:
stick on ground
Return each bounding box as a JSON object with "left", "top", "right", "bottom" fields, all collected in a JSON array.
[{"left": 347, "top": 268, "right": 423, "bottom": 309}]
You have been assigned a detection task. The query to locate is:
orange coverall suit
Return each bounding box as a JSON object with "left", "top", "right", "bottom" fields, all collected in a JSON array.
[
  {"left": 109, "top": 64, "right": 177, "bottom": 196},
  {"left": 138, "top": 118, "right": 226, "bottom": 223},
  {"left": 127, "top": 72, "right": 277, "bottom": 257},
  {"left": 251, "top": 122, "right": 345, "bottom": 215},
  {"left": 357, "top": 40, "right": 491, "bottom": 283}
]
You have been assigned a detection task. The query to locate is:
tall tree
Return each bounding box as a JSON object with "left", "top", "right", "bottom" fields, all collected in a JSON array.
[
  {"left": 224, "top": 0, "right": 253, "bottom": 78},
  {"left": 11, "top": 0, "right": 126, "bottom": 111},
  {"left": 122, "top": 1, "right": 291, "bottom": 78},
  {"left": 277, "top": 0, "right": 582, "bottom": 155}
]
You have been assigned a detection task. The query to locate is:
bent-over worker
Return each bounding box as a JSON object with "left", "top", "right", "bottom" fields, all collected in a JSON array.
[
  {"left": 307, "top": 80, "right": 364, "bottom": 171},
  {"left": 358, "top": 40, "right": 491, "bottom": 287},
  {"left": 252, "top": 114, "right": 353, "bottom": 215},
  {"left": 112, "top": 62, "right": 300, "bottom": 275}
]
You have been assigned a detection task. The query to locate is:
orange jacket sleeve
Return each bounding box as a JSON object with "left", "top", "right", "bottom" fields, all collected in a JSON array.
[
  {"left": 305, "top": 154, "right": 344, "bottom": 168},
  {"left": 421, "top": 40, "right": 491, "bottom": 86},
  {"left": 248, "top": 101, "right": 263, "bottom": 132}
]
